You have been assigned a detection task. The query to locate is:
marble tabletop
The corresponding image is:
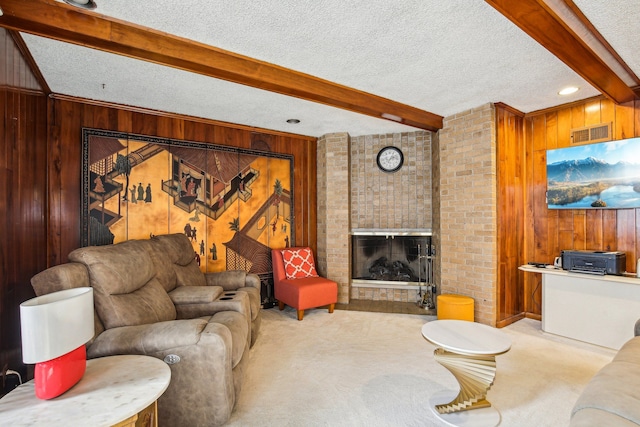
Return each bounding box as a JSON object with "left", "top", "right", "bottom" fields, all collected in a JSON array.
[
  {"left": 422, "top": 320, "right": 512, "bottom": 356},
  {"left": 0, "top": 355, "right": 171, "bottom": 427}
]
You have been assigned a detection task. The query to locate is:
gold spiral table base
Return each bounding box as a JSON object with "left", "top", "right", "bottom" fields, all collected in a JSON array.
[
  {"left": 428, "top": 348, "right": 502, "bottom": 427},
  {"left": 428, "top": 389, "right": 501, "bottom": 427},
  {"left": 433, "top": 348, "right": 497, "bottom": 414}
]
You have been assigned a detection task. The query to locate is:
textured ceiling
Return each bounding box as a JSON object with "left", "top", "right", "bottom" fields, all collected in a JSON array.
[{"left": 18, "top": 0, "right": 639, "bottom": 137}]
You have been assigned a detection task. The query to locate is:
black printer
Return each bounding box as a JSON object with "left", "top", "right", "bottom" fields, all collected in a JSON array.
[{"left": 561, "top": 250, "right": 626, "bottom": 275}]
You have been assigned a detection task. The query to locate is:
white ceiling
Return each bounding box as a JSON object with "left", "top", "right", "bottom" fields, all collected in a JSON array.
[{"left": 19, "top": 0, "right": 640, "bottom": 137}]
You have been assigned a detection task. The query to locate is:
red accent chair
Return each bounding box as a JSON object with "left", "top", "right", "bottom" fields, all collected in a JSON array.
[{"left": 271, "top": 247, "right": 338, "bottom": 321}]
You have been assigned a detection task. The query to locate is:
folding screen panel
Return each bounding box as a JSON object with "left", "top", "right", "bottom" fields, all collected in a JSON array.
[{"left": 82, "top": 129, "right": 294, "bottom": 275}]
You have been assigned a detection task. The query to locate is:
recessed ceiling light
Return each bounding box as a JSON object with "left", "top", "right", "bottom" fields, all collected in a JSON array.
[
  {"left": 286, "top": 119, "right": 300, "bottom": 124},
  {"left": 62, "top": 0, "right": 97, "bottom": 9},
  {"left": 558, "top": 86, "right": 579, "bottom": 96}
]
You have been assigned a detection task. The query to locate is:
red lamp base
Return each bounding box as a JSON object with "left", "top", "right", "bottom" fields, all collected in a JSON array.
[{"left": 34, "top": 345, "right": 87, "bottom": 399}]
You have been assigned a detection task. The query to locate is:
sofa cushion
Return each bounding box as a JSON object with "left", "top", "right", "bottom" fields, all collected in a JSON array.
[
  {"left": 69, "top": 240, "right": 176, "bottom": 329},
  {"left": 613, "top": 336, "right": 640, "bottom": 365},
  {"left": 152, "top": 233, "right": 206, "bottom": 289},
  {"left": 570, "top": 408, "right": 640, "bottom": 427},
  {"left": 281, "top": 248, "right": 319, "bottom": 279},
  {"left": 87, "top": 318, "right": 210, "bottom": 357},
  {"left": 572, "top": 354, "right": 640, "bottom": 425}
]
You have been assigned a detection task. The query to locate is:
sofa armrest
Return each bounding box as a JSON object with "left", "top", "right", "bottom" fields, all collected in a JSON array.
[
  {"left": 245, "top": 273, "right": 261, "bottom": 289},
  {"left": 169, "top": 285, "right": 223, "bottom": 304},
  {"left": 171, "top": 292, "right": 252, "bottom": 346},
  {"left": 205, "top": 270, "right": 260, "bottom": 290}
]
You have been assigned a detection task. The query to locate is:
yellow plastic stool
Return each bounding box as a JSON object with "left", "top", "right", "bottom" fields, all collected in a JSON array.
[{"left": 437, "top": 294, "right": 474, "bottom": 321}]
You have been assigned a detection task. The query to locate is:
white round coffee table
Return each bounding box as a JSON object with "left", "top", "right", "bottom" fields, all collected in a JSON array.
[{"left": 422, "top": 320, "right": 512, "bottom": 427}]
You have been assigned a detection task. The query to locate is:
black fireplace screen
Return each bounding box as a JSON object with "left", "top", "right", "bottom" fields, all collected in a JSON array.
[{"left": 351, "top": 234, "right": 434, "bottom": 283}]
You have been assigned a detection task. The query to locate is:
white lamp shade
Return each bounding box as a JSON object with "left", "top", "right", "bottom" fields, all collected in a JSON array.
[{"left": 20, "top": 288, "right": 95, "bottom": 364}]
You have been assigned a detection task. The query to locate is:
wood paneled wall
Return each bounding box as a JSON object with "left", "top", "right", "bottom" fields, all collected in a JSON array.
[
  {"left": 47, "top": 97, "right": 318, "bottom": 265},
  {"left": 522, "top": 97, "right": 640, "bottom": 317},
  {"left": 0, "top": 28, "right": 48, "bottom": 381},
  {"left": 496, "top": 105, "right": 526, "bottom": 325}
]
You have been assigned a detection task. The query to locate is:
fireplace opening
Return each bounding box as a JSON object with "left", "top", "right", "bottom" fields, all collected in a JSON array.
[
  {"left": 368, "top": 257, "right": 416, "bottom": 282},
  {"left": 351, "top": 230, "right": 434, "bottom": 285}
]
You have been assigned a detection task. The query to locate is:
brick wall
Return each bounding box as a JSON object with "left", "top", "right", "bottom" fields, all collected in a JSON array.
[
  {"left": 437, "top": 103, "right": 497, "bottom": 325},
  {"left": 316, "top": 133, "right": 350, "bottom": 304},
  {"left": 350, "top": 132, "right": 432, "bottom": 229}
]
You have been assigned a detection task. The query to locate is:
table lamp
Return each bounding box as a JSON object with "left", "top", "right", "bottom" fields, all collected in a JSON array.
[{"left": 20, "top": 287, "right": 95, "bottom": 399}]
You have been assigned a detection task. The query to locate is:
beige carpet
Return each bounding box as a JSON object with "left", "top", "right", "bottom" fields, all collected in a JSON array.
[{"left": 226, "top": 307, "right": 615, "bottom": 427}]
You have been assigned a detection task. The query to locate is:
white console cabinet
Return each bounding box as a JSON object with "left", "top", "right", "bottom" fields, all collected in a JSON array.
[{"left": 520, "top": 265, "right": 640, "bottom": 350}]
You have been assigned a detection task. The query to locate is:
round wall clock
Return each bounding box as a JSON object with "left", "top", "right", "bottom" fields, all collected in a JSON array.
[{"left": 376, "top": 146, "right": 404, "bottom": 173}]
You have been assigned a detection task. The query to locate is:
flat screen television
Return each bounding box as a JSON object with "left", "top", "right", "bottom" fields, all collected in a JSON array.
[{"left": 546, "top": 137, "right": 640, "bottom": 209}]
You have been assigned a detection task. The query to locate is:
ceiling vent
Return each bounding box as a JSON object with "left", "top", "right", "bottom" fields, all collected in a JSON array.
[{"left": 570, "top": 123, "right": 612, "bottom": 145}]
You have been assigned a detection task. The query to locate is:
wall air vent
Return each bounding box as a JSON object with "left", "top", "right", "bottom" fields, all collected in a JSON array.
[{"left": 570, "top": 123, "right": 612, "bottom": 145}]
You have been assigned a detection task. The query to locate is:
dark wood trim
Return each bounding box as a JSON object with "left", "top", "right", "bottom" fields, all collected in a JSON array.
[
  {"left": 50, "top": 93, "right": 317, "bottom": 140},
  {"left": 0, "top": 0, "right": 443, "bottom": 132},
  {"left": 524, "top": 313, "right": 542, "bottom": 322},
  {"left": 8, "top": 30, "right": 50, "bottom": 94},
  {"left": 0, "top": 84, "right": 44, "bottom": 96},
  {"left": 486, "top": 0, "right": 637, "bottom": 104},
  {"left": 524, "top": 94, "right": 605, "bottom": 118},
  {"left": 494, "top": 102, "right": 524, "bottom": 117},
  {"left": 563, "top": 0, "right": 640, "bottom": 86},
  {"left": 496, "top": 313, "right": 526, "bottom": 328}
]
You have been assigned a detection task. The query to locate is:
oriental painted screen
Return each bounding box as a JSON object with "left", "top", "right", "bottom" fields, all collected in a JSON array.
[{"left": 81, "top": 129, "right": 294, "bottom": 276}]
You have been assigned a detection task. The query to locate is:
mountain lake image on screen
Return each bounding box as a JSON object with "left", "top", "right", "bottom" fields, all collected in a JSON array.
[{"left": 546, "top": 137, "right": 640, "bottom": 209}]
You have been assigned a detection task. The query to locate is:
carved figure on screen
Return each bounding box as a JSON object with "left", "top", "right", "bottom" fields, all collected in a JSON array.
[
  {"left": 94, "top": 175, "right": 105, "bottom": 193},
  {"left": 184, "top": 223, "right": 192, "bottom": 238},
  {"left": 130, "top": 186, "right": 137, "bottom": 204},
  {"left": 239, "top": 173, "right": 245, "bottom": 193},
  {"left": 145, "top": 183, "right": 152, "bottom": 203},
  {"left": 179, "top": 173, "right": 187, "bottom": 197},
  {"left": 210, "top": 243, "right": 217, "bottom": 260},
  {"left": 186, "top": 180, "right": 196, "bottom": 197},
  {"left": 200, "top": 240, "right": 205, "bottom": 256},
  {"left": 137, "top": 183, "right": 144, "bottom": 201}
]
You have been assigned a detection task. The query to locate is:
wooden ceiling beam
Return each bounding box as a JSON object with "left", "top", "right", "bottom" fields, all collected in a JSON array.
[
  {"left": 0, "top": 0, "right": 443, "bottom": 131},
  {"left": 486, "top": 0, "right": 637, "bottom": 104}
]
